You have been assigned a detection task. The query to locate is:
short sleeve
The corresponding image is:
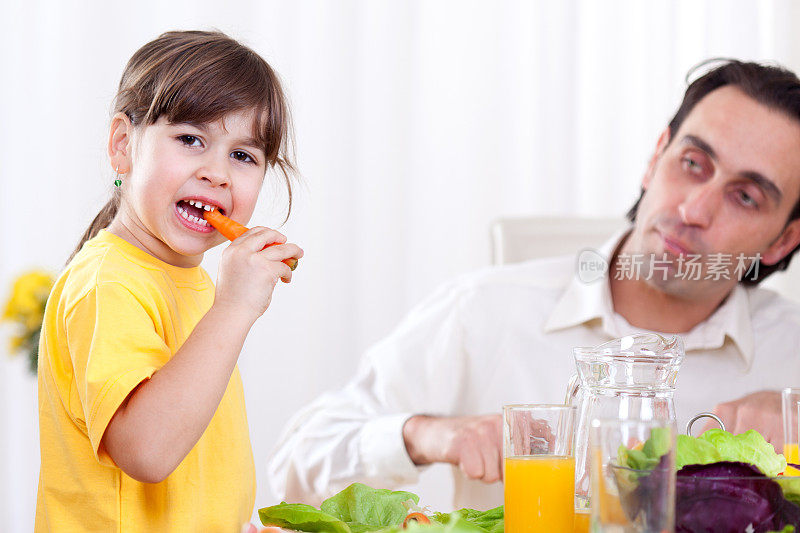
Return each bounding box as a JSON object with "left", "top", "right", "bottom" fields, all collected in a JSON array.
[{"left": 65, "top": 281, "right": 171, "bottom": 466}]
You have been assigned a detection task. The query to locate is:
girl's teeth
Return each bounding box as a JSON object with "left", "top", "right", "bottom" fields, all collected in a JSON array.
[
  {"left": 186, "top": 199, "right": 215, "bottom": 211},
  {"left": 177, "top": 203, "right": 210, "bottom": 226}
]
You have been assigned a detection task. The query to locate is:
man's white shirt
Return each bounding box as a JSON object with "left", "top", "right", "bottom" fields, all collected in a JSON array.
[{"left": 267, "top": 231, "right": 800, "bottom": 510}]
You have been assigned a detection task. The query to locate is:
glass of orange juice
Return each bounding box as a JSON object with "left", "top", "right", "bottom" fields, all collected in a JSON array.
[
  {"left": 503, "top": 404, "right": 576, "bottom": 533},
  {"left": 590, "top": 418, "right": 676, "bottom": 532},
  {"left": 782, "top": 388, "right": 800, "bottom": 474}
]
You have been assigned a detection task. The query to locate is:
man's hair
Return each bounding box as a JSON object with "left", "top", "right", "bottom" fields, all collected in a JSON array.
[{"left": 626, "top": 59, "right": 800, "bottom": 285}]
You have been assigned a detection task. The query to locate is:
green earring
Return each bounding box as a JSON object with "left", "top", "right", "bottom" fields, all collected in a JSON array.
[{"left": 114, "top": 166, "right": 122, "bottom": 187}]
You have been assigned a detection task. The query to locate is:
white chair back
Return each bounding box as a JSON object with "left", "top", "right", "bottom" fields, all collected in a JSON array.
[
  {"left": 489, "top": 216, "right": 800, "bottom": 304},
  {"left": 490, "top": 216, "right": 626, "bottom": 264}
]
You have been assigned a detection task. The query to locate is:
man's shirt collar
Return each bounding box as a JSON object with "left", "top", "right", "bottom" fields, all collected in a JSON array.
[{"left": 543, "top": 228, "right": 754, "bottom": 368}]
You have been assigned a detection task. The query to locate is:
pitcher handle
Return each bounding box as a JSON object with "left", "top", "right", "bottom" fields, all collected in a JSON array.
[
  {"left": 686, "top": 412, "right": 725, "bottom": 436},
  {"left": 564, "top": 373, "right": 581, "bottom": 406}
]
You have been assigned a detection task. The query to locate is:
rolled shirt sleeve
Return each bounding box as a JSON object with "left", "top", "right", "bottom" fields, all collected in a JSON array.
[{"left": 268, "top": 278, "right": 472, "bottom": 503}]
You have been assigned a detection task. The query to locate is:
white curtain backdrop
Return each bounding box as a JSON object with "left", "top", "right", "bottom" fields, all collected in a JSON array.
[{"left": 2, "top": 1, "right": 800, "bottom": 530}]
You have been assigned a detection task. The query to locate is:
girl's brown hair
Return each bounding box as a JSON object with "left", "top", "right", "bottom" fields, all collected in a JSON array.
[{"left": 70, "top": 30, "right": 295, "bottom": 261}]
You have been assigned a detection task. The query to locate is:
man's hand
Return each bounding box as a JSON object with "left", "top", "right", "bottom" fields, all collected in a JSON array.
[
  {"left": 708, "top": 390, "right": 783, "bottom": 447},
  {"left": 402, "top": 414, "right": 503, "bottom": 483}
]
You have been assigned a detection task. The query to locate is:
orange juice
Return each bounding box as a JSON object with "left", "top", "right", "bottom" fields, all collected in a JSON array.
[
  {"left": 573, "top": 509, "right": 590, "bottom": 533},
  {"left": 504, "top": 455, "right": 575, "bottom": 533},
  {"left": 785, "top": 443, "right": 800, "bottom": 475}
]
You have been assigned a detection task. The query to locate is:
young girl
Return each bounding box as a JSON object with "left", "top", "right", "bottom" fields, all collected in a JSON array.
[{"left": 35, "top": 30, "right": 303, "bottom": 532}]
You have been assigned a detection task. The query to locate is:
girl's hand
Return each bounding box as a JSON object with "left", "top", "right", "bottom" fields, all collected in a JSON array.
[{"left": 214, "top": 226, "right": 303, "bottom": 323}]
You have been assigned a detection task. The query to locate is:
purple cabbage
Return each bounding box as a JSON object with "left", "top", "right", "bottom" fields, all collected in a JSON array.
[{"left": 674, "top": 462, "right": 800, "bottom": 533}]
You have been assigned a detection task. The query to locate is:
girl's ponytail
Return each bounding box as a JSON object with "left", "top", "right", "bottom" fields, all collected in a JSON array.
[{"left": 67, "top": 188, "right": 121, "bottom": 264}]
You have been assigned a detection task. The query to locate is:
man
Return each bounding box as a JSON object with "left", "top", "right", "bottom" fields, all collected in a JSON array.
[{"left": 268, "top": 60, "right": 800, "bottom": 510}]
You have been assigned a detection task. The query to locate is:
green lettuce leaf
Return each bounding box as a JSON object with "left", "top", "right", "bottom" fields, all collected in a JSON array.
[
  {"left": 617, "top": 426, "right": 673, "bottom": 472},
  {"left": 673, "top": 429, "right": 787, "bottom": 476},
  {"left": 696, "top": 429, "right": 787, "bottom": 477},
  {"left": 618, "top": 426, "right": 787, "bottom": 477},
  {"left": 319, "top": 483, "right": 420, "bottom": 532},
  {"left": 259, "top": 483, "right": 502, "bottom": 532},
  {"left": 675, "top": 433, "right": 722, "bottom": 470},
  {"left": 642, "top": 426, "right": 672, "bottom": 459},
  {"left": 259, "top": 502, "right": 351, "bottom": 533},
  {"left": 432, "top": 506, "right": 503, "bottom": 533},
  {"left": 378, "top": 512, "right": 487, "bottom": 533}
]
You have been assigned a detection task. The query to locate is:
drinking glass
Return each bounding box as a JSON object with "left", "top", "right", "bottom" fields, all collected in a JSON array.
[
  {"left": 783, "top": 388, "right": 800, "bottom": 474},
  {"left": 503, "top": 404, "right": 576, "bottom": 533},
  {"left": 590, "top": 418, "right": 676, "bottom": 532}
]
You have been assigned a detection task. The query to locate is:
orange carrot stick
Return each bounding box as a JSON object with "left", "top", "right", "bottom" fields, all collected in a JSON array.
[
  {"left": 203, "top": 209, "right": 298, "bottom": 271},
  {"left": 203, "top": 208, "right": 249, "bottom": 241}
]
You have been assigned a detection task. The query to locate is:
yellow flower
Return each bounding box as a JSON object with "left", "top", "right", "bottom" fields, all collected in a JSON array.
[
  {"left": 2, "top": 270, "right": 53, "bottom": 321},
  {"left": 2, "top": 270, "right": 53, "bottom": 373},
  {"left": 2, "top": 269, "right": 54, "bottom": 351}
]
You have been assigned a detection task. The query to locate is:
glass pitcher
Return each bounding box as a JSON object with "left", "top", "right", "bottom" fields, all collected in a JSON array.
[{"left": 565, "top": 333, "right": 684, "bottom": 507}]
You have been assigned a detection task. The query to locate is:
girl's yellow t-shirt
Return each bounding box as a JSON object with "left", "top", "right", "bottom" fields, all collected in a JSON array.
[{"left": 35, "top": 230, "right": 255, "bottom": 532}]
